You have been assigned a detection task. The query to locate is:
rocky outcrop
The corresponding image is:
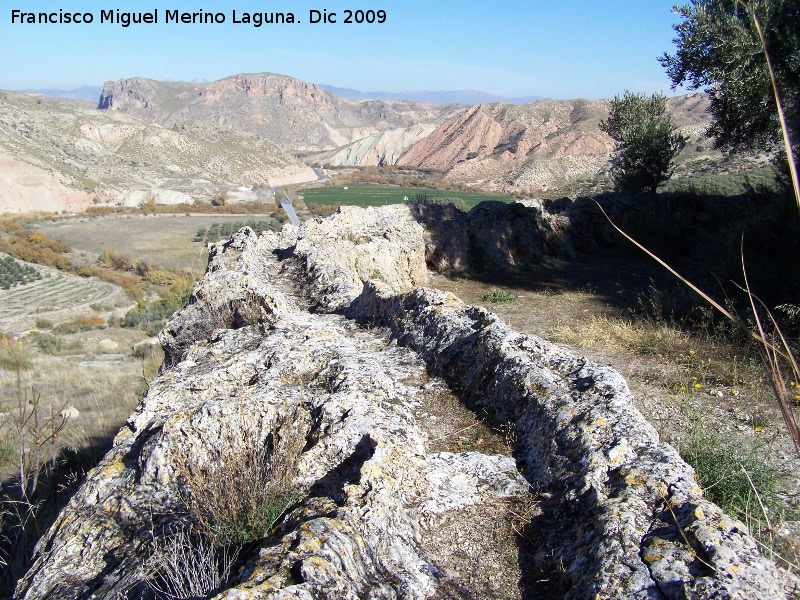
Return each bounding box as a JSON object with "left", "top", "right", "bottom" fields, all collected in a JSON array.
[
  {"left": 16, "top": 205, "right": 795, "bottom": 599},
  {"left": 399, "top": 105, "right": 504, "bottom": 170},
  {"left": 318, "top": 124, "right": 438, "bottom": 167},
  {"left": 97, "top": 74, "right": 460, "bottom": 154}
]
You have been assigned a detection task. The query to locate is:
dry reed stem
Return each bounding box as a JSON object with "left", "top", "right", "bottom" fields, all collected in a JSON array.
[
  {"left": 741, "top": 250, "right": 800, "bottom": 456},
  {"left": 596, "top": 200, "right": 800, "bottom": 457},
  {"left": 740, "top": 463, "right": 774, "bottom": 535},
  {"left": 660, "top": 491, "right": 717, "bottom": 573},
  {"left": 146, "top": 525, "right": 238, "bottom": 600}
]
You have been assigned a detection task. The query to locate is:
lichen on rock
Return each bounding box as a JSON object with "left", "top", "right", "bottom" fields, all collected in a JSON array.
[{"left": 16, "top": 203, "right": 797, "bottom": 599}]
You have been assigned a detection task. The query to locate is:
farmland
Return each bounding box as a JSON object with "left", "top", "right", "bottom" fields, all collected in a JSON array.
[
  {"left": 0, "top": 259, "right": 130, "bottom": 335},
  {"left": 300, "top": 184, "right": 512, "bottom": 207},
  {"left": 37, "top": 213, "right": 275, "bottom": 272}
]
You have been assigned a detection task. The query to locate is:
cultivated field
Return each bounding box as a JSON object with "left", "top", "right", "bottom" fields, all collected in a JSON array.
[
  {"left": 37, "top": 213, "right": 273, "bottom": 271},
  {"left": 301, "top": 183, "right": 512, "bottom": 207},
  {"left": 0, "top": 258, "right": 130, "bottom": 335}
]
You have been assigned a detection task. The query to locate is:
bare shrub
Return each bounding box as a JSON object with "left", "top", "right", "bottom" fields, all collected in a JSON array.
[{"left": 146, "top": 525, "right": 238, "bottom": 600}]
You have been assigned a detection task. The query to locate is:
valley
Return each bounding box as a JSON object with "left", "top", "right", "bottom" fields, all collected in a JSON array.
[{"left": 0, "top": 71, "right": 764, "bottom": 216}]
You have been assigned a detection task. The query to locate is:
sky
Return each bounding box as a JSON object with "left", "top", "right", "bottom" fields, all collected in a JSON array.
[{"left": 1, "top": 1, "right": 690, "bottom": 99}]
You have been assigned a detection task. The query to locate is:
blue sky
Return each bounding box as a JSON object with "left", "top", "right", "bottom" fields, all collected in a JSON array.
[{"left": 2, "top": 1, "right": 688, "bottom": 99}]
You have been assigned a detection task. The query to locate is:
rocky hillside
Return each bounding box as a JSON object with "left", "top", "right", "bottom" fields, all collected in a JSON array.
[
  {"left": 306, "top": 93, "right": 722, "bottom": 193},
  {"left": 98, "top": 73, "right": 461, "bottom": 153},
  {"left": 0, "top": 90, "right": 317, "bottom": 211},
  {"left": 16, "top": 204, "right": 796, "bottom": 599},
  {"left": 396, "top": 94, "right": 715, "bottom": 193}
]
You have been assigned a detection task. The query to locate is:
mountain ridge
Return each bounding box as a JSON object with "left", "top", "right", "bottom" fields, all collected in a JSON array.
[{"left": 98, "top": 73, "right": 462, "bottom": 153}]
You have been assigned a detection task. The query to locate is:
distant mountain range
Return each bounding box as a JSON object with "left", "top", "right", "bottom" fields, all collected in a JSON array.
[
  {"left": 319, "top": 85, "right": 543, "bottom": 105},
  {"left": 17, "top": 86, "right": 103, "bottom": 102},
  {"left": 2, "top": 71, "right": 726, "bottom": 214}
]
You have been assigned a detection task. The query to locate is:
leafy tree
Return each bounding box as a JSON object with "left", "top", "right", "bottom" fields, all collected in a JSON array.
[
  {"left": 659, "top": 0, "right": 799, "bottom": 185},
  {"left": 599, "top": 91, "right": 687, "bottom": 193}
]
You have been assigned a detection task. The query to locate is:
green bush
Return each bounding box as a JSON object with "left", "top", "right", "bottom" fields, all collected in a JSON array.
[
  {"left": 0, "top": 255, "right": 42, "bottom": 289},
  {"left": 34, "top": 318, "right": 53, "bottom": 330},
  {"left": 34, "top": 333, "right": 65, "bottom": 355},
  {"left": 481, "top": 289, "right": 518, "bottom": 303},
  {"left": 600, "top": 91, "right": 687, "bottom": 193},
  {"left": 681, "top": 435, "right": 781, "bottom": 530}
]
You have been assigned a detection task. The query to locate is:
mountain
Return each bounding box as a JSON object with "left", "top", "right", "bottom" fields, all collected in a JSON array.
[
  {"left": 405, "top": 94, "right": 711, "bottom": 194},
  {"left": 0, "top": 90, "right": 316, "bottom": 212},
  {"left": 319, "top": 85, "right": 543, "bottom": 105},
  {"left": 17, "top": 86, "right": 103, "bottom": 103},
  {"left": 98, "top": 73, "right": 462, "bottom": 153},
  {"left": 0, "top": 71, "right": 721, "bottom": 214},
  {"left": 64, "top": 74, "right": 722, "bottom": 195},
  {"left": 313, "top": 94, "right": 717, "bottom": 194}
]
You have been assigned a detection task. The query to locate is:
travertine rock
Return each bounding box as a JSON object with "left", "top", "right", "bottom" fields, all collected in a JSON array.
[{"left": 17, "top": 205, "right": 796, "bottom": 600}]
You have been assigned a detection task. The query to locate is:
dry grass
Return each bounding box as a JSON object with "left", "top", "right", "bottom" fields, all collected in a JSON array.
[
  {"left": 38, "top": 213, "right": 271, "bottom": 272},
  {"left": 549, "top": 315, "right": 690, "bottom": 357},
  {"left": 0, "top": 330, "right": 153, "bottom": 475},
  {"left": 0, "top": 329, "right": 155, "bottom": 593},
  {"left": 172, "top": 412, "right": 303, "bottom": 547},
  {"left": 146, "top": 525, "right": 238, "bottom": 600}
]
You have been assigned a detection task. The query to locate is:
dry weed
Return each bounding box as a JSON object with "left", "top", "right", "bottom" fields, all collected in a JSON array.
[
  {"left": 146, "top": 525, "right": 238, "bottom": 600},
  {"left": 172, "top": 412, "right": 303, "bottom": 547},
  {"left": 549, "top": 315, "right": 690, "bottom": 356}
]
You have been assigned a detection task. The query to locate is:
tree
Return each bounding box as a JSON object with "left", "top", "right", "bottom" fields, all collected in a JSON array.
[
  {"left": 599, "top": 91, "right": 687, "bottom": 194},
  {"left": 211, "top": 189, "right": 228, "bottom": 207},
  {"left": 659, "top": 0, "right": 799, "bottom": 185}
]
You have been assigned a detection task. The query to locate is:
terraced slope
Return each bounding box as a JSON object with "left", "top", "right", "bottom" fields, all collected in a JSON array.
[{"left": 0, "top": 257, "right": 128, "bottom": 334}]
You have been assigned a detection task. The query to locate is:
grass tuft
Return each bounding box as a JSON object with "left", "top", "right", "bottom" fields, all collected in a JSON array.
[
  {"left": 173, "top": 414, "right": 303, "bottom": 547},
  {"left": 681, "top": 433, "right": 781, "bottom": 535}
]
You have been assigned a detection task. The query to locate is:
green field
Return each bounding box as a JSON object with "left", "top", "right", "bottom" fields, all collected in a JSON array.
[{"left": 301, "top": 184, "right": 513, "bottom": 207}]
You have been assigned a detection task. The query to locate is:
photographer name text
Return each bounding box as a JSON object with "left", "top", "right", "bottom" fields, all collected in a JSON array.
[{"left": 10, "top": 8, "right": 387, "bottom": 27}]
